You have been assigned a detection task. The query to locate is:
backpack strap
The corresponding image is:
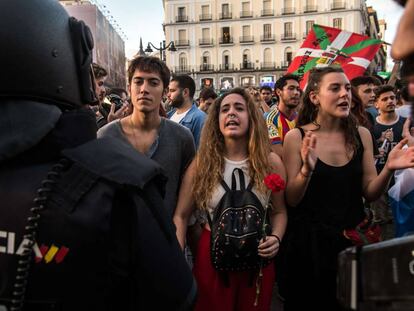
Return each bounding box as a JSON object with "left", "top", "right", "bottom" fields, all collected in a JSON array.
[
  {"left": 231, "top": 168, "right": 246, "bottom": 191},
  {"left": 220, "top": 179, "right": 231, "bottom": 192}
]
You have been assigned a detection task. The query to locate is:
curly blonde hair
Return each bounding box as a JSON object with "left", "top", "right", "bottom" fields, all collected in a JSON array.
[{"left": 193, "top": 87, "right": 271, "bottom": 210}]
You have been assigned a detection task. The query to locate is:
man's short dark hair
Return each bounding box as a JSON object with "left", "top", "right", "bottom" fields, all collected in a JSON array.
[
  {"left": 350, "top": 75, "right": 381, "bottom": 88},
  {"left": 171, "top": 75, "right": 196, "bottom": 99},
  {"left": 128, "top": 56, "right": 170, "bottom": 89},
  {"left": 374, "top": 85, "right": 395, "bottom": 100},
  {"left": 274, "top": 74, "right": 300, "bottom": 91},
  {"left": 199, "top": 87, "right": 217, "bottom": 101},
  {"left": 400, "top": 85, "right": 410, "bottom": 102},
  {"left": 259, "top": 85, "right": 273, "bottom": 93},
  {"left": 92, "top": 63, "right": 108, "bottom": 79}
]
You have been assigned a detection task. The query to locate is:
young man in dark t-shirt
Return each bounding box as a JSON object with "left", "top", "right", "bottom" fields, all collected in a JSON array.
[
  {"left": 373, "top": 85, "right": 406, "bottom": 172},
  {"left": 372, "top": 85, "right": 405, "bottom": 228}
]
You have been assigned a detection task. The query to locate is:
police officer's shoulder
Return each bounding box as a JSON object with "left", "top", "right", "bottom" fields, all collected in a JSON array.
[{"left": 62, "top": 137, "right": 164, "bottom": 189}]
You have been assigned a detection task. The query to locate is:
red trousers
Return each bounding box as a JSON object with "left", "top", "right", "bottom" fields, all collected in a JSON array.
[{"left": 193, "top": 229, "right": 275, "bottom": 311}]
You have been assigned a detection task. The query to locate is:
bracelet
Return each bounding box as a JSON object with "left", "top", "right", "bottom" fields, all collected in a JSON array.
[
  {"left": 300, "top": 169, "right": 313, "bottom": 178},
  {"left": 269, "top": 234, "right": 281, "bottom": 244}
]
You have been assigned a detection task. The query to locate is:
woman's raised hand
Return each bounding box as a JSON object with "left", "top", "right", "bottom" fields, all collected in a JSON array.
[
  {"left": 300, "top": 130, "right": 318, "bottom": 174},
  {"left": 386, "top": 138, "right": 414, "bottom": 170}
]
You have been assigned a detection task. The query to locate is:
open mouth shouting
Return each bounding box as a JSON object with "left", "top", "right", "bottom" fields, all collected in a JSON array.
[
  {"left": 337, "top": 101, "right": 350, "bottom": 110},
  {"left": 226, "top": 120, "right": 240, "bottom": 127}
]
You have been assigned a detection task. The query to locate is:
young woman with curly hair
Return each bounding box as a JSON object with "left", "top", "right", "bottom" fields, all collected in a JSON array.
[
  {"left": 279, "top": 66, "right": 414, "bottom": 310},
  {"left": 173, "top": 87, "right": 287, "bottom": 311}
]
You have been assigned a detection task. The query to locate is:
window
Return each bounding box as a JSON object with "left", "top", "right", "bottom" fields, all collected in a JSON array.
[
  {"left": 201, "top": 5, "right": 209, "bottom": 15},
  {"left": 242, "top": 49, "right": 251, "bottom": 68},
  {"left": 179, "top": 53, "right": 187, "bottom": 69},
  {"left": 222, "top": 3, "right": 229, "bottom": 14},
  {"left": 202, "top": 28, "right": 210, "bottom": 39},
  {"left": 285, "top": 47, "right": 293, "bottom": 65},
  {"left": 223, "top": 50, "right": 231, "bottom": 69},
  {"left": 242, "top": 25, "right": 250, "bottom": 37},
  {"left": 241, "top": 2, "right": 251, "bottom": 17},
  {"left": 222, "top": 27, "right": 231, "bottom": 43},
  {"left": 264, "top": 24, "right": 272, "bottom": 38},
  {"left": 306, "top": 20, "right": 314, "bottom": 35},
  {"left": 178, "top": 29, "right": 186, "bottom": 41},
  {"left": 202, "top": 52, "right": 210, "bottom": 65},
  {"left": 263, "top": 0, "right": 271, "bottom": 10},
  {"left": 333, "top": 18, "right": 342, "bottom": 29},
  {"left": 242, "top": 1, "right": 250, "bottom": 11},
  {"left": 178, "top": 7, "right": 186, "bottom": 17},
  {"left": 284, "top": 22, "right": 292, "bottom": 37},
  {"left": 202, "top": 52, "right": 210, "bottom": 70},
  {"left": 284, "top": 0, "right": 292, "bottom": 8},
  {"left": 264, "top": 48, "right": 272, "bottom": 63}
]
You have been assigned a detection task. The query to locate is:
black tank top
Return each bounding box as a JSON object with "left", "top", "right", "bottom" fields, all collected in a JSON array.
[{"left": 292, "top": 128, "right": 365, "bottom": 232}]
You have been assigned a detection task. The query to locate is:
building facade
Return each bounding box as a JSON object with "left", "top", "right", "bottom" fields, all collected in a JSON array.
[
  {"left": 366, "top": 6, "right": 387, "bottom": 72},
  {"left": 60, "top": 0, "right": 126, "bottom": 88},
  {"left": 163, "top": 0, "right": 386, "bottom": 93}
]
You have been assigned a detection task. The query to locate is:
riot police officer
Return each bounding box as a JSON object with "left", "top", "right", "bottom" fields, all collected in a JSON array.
[{"left": 0, "top": 0, "right": 196, "bottom": 310}]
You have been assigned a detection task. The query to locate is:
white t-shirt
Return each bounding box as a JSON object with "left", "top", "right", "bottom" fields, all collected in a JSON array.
[
  {"left": 396, "top": 105, "right": 411, "bottom": 118},
  {"left": 170, "top": 109, "right": 190, "bottom": 124},
  {"left": 207, "top": 157, "right": 267, "bottom": 219}
]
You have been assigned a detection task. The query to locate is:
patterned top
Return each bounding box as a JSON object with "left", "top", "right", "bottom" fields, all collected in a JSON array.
[{"left": 265, "top": 108, "right": 297, "bottom": 145}]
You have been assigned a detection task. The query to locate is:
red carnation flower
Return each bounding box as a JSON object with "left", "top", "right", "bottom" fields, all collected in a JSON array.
[{"left": 264, "top": 174, "right": 285, "bottom": 192}]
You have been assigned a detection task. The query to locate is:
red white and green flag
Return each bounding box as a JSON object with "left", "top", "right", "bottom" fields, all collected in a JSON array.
[{"left": 287, "top": 24, "right": 383, "bottom": 89}]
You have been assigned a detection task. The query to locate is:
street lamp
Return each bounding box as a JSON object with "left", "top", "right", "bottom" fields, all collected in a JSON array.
[{"left": 145, "top": 40, "right": 177, "bottom": 62}]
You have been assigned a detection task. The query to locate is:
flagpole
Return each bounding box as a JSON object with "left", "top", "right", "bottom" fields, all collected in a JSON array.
[{"left": 387, "top": 60, "right": 401, "bottom": 87}]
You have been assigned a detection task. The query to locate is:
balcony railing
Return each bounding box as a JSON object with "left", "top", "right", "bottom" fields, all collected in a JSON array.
[
  {"left": 219, "top": 63, "right": 235, "bottom": 71},
  {"left": 199, "top": 38, "right": 214, "bottom": 46},
  {"left": 200, "top": 64, "right": 214, "bottom": 72},
  {"left": 282, "top": 7, "right": 295, "bottom": 15},
  {"left": 175, "top": 15, "right": 188, "bottom": 23},
  {"left": 175, "top": 40, "right": 190, "bottom": 47},
  {"left": 239, "top": 35, "right": 254, "bottom": 43},
  {"left": 281, "top": 61, "right": 291, "bottom": 68},
  {"left": 240, "top": 10, "right": 253, "bottom": 18},
  {"left": 219, "top": 36, "right": 234, "bottom": 44},
  {"left": 174, "top": 66, "right": 191, "bottom": 73},
  {"left": 219, "top": 12, "right": 232, "bottom": 19},
  {"left": 199, "top": 14, "right": 212, "bottom": 21},
  {"left": 261, "top": 9, "right": 274, "bottom": 16},
  {"left": 281, "top": 33, "right": 297, "bottom": 41},
  {"left": 303, "top": 5, "right": 318, "bottom": 12},
  {"left": 240, "top": 62, "right": 254, "bottom": 70},
  {"left": 331, "top": 1, "right": 346, "bottom": 10},
  {"left": 261, "top": 62, "right": 276, "bottom": 70},
  {"left": 261, "top": 34, "right": 276, "bottom": 42}
]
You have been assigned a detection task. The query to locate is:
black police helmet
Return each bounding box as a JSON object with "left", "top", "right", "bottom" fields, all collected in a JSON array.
[{"left": 0, "top": 0, "right": 97, "bottom": 110}]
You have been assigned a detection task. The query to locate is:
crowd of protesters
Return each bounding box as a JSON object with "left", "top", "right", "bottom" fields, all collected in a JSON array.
[
  {"left": 89, "top": 50, "right": 414, "bottom": 310},
  {"left": 2, "top": 0, "right": 414, "bottom": 310}
]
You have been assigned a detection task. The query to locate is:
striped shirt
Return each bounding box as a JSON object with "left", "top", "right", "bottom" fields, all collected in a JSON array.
[{"left": 265, "top": 108, "right": 297, "bottom": 145}]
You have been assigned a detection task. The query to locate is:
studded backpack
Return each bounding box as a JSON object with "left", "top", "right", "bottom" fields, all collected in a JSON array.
[{"left": 207, "top": 168, "right": 271, "bottom": 271}]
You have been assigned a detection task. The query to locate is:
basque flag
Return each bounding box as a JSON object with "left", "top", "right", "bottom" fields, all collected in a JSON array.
[
  {"left": 389, "top": 168, "right": 414, "bottom": 237},
  {"left": 287, "top": 24, "right": 383, "bottom": 89}
]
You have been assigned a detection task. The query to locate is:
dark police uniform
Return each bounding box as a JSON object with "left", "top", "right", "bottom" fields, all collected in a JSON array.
[
  {"left": 0, "top": 136, "right": 196, "bottom": 310},
  {"left": 0, "top": 0, "right": 196, "bottom": 309}
]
